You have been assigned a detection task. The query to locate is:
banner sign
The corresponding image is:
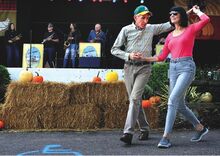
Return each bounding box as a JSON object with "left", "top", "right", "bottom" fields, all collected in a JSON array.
[
  {"left": 79, "top": 42, "right": 101, "bottom": 57},
  {"left": 22, "top": 44, "right": 44, "bottom": 68}
]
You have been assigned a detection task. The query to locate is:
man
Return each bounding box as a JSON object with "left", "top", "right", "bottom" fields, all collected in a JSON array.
[
  {"left": 111, "top": 5, "right": 173, "bottom": 145},
  {"left": 42, "top": 23, "right": 59, "bottom": 68},
  {"left": 87, "top": 23, "right": 106, "bottom": 56},
  {"left": 88, "top": 23, "right": 106, "bottom": 44}
]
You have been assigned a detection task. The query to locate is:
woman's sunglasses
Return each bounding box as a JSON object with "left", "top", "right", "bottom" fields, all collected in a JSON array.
[{"left": 169, "top": 12, "right": 178, "bottom": 16}]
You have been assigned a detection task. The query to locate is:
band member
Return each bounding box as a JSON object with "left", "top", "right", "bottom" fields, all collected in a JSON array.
[
  {"left": 63, "top": 22, "right": 81, "bottom": 68},
  {"left": 42, "top": 23, "right": 59, "bottom": 68},
  {"left": 87, "top": 23, "right": 106, "bottom": 56},
  {"left": 4, "top": 23, "right": 21, "bottom": 67}
]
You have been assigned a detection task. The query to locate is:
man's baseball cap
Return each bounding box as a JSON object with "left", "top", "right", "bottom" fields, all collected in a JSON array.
[{"left": 134, "top": 5, "right": 152, "bottom": 16}]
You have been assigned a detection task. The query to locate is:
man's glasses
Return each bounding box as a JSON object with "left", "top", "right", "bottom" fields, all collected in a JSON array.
[{"left": 169, "top": 12, "right": 178, "bottom": 16}]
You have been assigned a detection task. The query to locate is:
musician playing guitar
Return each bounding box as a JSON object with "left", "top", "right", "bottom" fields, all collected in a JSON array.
[
  {"left": 42, "top": 23, "right": 59, "bottom": 68},
  {"left": 5, "top": 23, "right": 22, "bottom": 67},
  {"left": 87, "top": 23, "right": 106, "bottom": 58}
]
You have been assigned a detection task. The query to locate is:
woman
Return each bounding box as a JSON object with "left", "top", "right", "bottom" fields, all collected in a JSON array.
[
  {"left": 5, "top": 23, "right": 21, "bottom": 67},
  {"left": 144, "top": 5, "right": 210, "bottom": 148},
  {"left": 63, "top": 23, "right": 81, "bottom": 68}
]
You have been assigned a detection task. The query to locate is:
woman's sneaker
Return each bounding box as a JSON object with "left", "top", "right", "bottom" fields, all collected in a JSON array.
[
  {"left": 191, "top": 127, "right": 209, "bottom": 142},
  {"left": 158, "top": 137, "right": 172, "bottom": 148}
]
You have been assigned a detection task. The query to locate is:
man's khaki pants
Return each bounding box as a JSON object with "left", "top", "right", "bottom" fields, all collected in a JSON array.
[{"left": 123, "top": 63, "right": 151, "bottom": 134}]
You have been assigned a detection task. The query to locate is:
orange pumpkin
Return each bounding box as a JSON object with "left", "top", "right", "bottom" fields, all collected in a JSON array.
[
  {"left": 155, "top": 96, "right": 161, "bottom": 103},
  {"left": 149, "top": 96, "right": 157, "bottom": 105},
  {"left": 92, "top": 71, "right": 102, "bottom": 83},
  {"left": 142, "top": 100, "right": 152, "bottom": 108},
  {"left": 32, "top": 72, "right": 44, "bottom": 83},
  {"left": 0, "top": 120, "right": 4, "bottom": 129}
]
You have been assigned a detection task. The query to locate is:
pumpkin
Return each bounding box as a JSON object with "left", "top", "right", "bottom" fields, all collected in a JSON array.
[
  {"left": 105, "top": 71, "right": 118, "bottom": 82},
  {"left": 32, "top": 72, "right": 44, "bottom": 83},
  {"left": 155, "top": 96, "right": 161, "bottom": 103},
  {"left": 19, "top": 68, "right": 33, "bottom": 82},
  {"left": 142, "top": 100, "right": 151, "bottom": 108},
  {"left": 149, "top": 96, "right": 157, "bottom": 105},
  {"left": 92, "top": 71, "right": 101, "bottom": 83},
  {"left": 200, "top": 92, "right": 213, "bottom": 103},
  {"left": 0, "top": 120, "right": 4, "bottom": 129}
]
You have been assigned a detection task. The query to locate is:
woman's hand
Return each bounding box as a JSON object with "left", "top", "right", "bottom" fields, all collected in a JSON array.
[
  {"left": 187, "top": 5, "right": 200, "bottom": 15},
  {"left": 129, "top": 52, "right": 143, "bottom": 60},
  {"left": 192, "top": 5, "right": 201, "bottom": 14}
]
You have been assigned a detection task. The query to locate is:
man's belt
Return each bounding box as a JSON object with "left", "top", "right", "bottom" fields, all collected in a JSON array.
[{"left": 125, "top": 61, "right": 150, "bottom": 66}]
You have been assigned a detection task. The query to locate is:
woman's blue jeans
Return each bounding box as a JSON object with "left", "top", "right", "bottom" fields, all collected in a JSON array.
[
  {"left": 63, "top": 44, "right": 77, "bottom": 68},
  {"left": 6, "top": 44, "right": 20, "bottom": 67},
  {"left": 164, "top": 57, "right": 200, "bottom": 135}
]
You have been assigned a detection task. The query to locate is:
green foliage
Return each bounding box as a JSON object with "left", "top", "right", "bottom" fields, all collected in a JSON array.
[
  {"left": 148, "top": 62, "right": 169, "bottom": 93},
  {"left": 142, "top": 84, "right": 154, "bottom": 100},
  {"left": 156, "top": 83, "right": 202, "bottom": 128},
  {"left": 0, "top": 65, "right": 11, "bottom": 103},
  {"left": 142, "top": 62, "right": 168, "bottom": 99},
  {"left": 157, "top": 83, "right": 202, "bottom": 110}
]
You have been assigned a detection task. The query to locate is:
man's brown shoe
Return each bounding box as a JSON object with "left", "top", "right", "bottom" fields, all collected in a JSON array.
[
  {"left": 138, "top": 131, "right": 149, "bottom": 140},
  {"left": 120, "top": 133, "right": 133, "bottom": 145}
]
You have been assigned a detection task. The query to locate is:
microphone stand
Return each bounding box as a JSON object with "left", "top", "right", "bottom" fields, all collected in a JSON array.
[{"left": 29, "top": 30, "right": 32, "bottom": 68}]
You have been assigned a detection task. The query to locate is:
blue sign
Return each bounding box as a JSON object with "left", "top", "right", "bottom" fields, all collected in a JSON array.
[{"left": 17, "top": 144, "right": 83, "bottom": 156}]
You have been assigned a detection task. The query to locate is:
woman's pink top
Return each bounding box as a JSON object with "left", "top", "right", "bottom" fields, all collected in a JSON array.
[{"left": 158, "top": 14, "right": 210, "bottom": 61}]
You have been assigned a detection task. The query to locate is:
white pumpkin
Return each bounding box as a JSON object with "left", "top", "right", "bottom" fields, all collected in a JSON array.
[{"left": 200, "top": 92, "right": 213, "bottom": 103}]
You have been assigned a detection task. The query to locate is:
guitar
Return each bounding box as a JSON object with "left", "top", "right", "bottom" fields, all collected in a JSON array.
[
  {"left": 42, "top": 33, "right": 55, "bottom": 44},
  {"left": 9, "top": 34, "right": 22, "bottom": 43}
]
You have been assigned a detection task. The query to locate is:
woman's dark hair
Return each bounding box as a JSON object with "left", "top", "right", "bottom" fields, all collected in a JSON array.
[
  {"left": 8, "top": 23, "right": 14, "bottom": 31},
  {"left": 169, "top": 6, "right": 188, "bottom": 27},
  {"left": 70, "top": 22, "right": 77, "bottom": 30},
  {"left": 48, "top": 22, "right": 54, "bottom": 28}
]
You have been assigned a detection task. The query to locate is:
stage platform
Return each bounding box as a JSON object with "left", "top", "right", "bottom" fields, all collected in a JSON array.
[{"left": 7, "top": 68, "right": 124, "bottom": 83}]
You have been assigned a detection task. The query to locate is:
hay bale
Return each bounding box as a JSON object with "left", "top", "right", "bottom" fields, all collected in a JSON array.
[
  {"left": 69, "top": 81, "right": 128, "bottom": 106},
  {"left": 104, "top": 101, "right": 129, "bottom": 129},
  {"left": 97, "top": 81, "right": 128, "bottom": 106},
  {"left": 2, "top": 103, "right": 101, "bottom": 130},
  {"left": 2, "top": 106, "right": 40, "bottom": 129},
  {"left": 5, "top": 81, "right": 70, "bottom": 108},
  {"left": 104, "top": 103, "right": 160, "bottom": 129},
  {"left": 3, "top": 81, "right": 157, "bottom": 130},
  {"left": 144, "top": 106, "right": 160, "bottom": 129},
  {"left": 53, "top": 104, "right": 101, "bottom": 130},
  {"left": 69, "top": 81, "right": 129, "bottom": 129}
]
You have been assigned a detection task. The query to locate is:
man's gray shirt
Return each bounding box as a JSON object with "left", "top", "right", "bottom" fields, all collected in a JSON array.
[{"left": 111, "top": 22, "right": 172, "bottom": 61}]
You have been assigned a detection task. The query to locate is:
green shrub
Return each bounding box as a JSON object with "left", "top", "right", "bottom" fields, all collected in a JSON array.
[
  {"left": 142, "top": 84, "right": 154, "bottom": 100},
  {"left": 0, "top": 65, "right": 11, "bottom": 103},
  {"left": 148, "top": 62, "right": 169, "bottom": 93},
  {"left": 142, "top": 62, "right": 168, "bottom": 100}
]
